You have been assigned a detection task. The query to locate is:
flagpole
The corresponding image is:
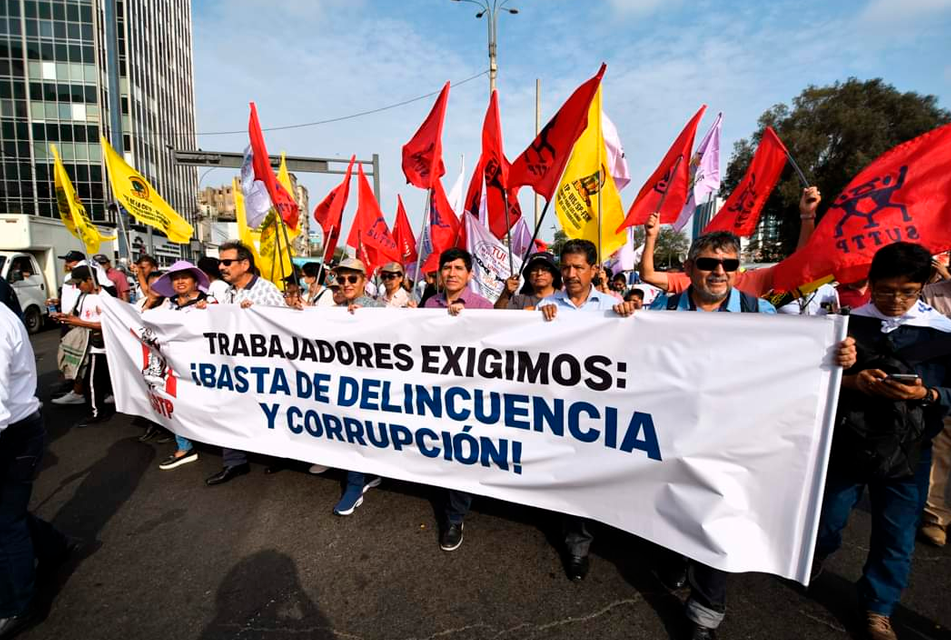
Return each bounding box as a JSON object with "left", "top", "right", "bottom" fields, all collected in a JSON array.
[
  {"left": 596, "top": 91, "right": 603, "bottom": 266},
  {"left": 502, "top": 189, "right": 515, "bottom": 276},
  {"left": 784, "top": 150, "right": 810, "bottom": 190},
  {"left": 411, "top": 189, "right": 431, "bottom": 297}
]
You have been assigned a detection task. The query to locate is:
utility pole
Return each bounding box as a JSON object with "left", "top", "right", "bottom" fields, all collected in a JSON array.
[{"left": 450, "top": 0, "right": 519, "bottom": 97}]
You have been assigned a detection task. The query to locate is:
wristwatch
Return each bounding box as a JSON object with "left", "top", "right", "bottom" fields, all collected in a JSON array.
[{"left": 921, "top": 387, "right": 939, "bottom": 405}]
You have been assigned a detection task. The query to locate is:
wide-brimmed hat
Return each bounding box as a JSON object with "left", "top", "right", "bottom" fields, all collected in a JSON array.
[{"left": 150, "top": 260, "right": 210, "bottom": 298}]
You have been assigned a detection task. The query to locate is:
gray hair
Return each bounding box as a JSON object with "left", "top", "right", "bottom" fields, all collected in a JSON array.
[{"left": 687, "top": 231, "right": 742, "bottom": 262}]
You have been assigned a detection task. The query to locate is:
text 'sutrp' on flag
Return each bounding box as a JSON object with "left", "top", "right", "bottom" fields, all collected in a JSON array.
[
  {"left": 51, "top": 143, "right": 115, "bottom": 255},
  {"left": 101, "top": 136, "right": 194, "bottom": 243},
  {"left": 772, "top": 122, "right": 951, "bottom": 291},
  {"left": 554, "top": 86, "right": 627, "bottom": 258}
]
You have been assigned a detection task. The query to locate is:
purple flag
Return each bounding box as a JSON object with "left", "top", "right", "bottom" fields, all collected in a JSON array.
[{"left": 672, "top": 113, "right": 721, "bottom": 231}]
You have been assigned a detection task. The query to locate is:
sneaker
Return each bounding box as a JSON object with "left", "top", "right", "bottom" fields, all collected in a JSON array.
[
  {"left": 919, "top": 523, "right": 947, "bottom": 547},
  {"left": 75, "top": 413, "right": 111, "bottom": 428},
  {"left": 158, "top": 449, "right": 199, "bottom": 470},
  {"left": 866, "top": 612, "right": 897, "bottom": 640},
  {"left": 439, "top": 522, "right": 464, "bottom": 552},
  {"left": 308, "top": 464, "right": 329, "bottom": 475},
  {"left": 51, "top": 390, "right": 84, "bottom": 405},
  {"left": 333, "top": 484, "right": 364, "bottom": 516},
  {"left": 104, "top": 394, "right": 115, "bottom": 404}
]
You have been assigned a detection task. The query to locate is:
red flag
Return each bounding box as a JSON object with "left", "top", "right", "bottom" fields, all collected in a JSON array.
[
  {"left": 772, "top": 122, "right": 951, "bottom": 291},
  {"left": 392, "top": 195, "right": 418, "bottom": 265},
  {"left": 618, "top": 105, "right": 706, "bottom": 230},
  {"left": 346, "top": 164, "right": 401, "bottom": 274},
  {"left": 402, "top": 82, "right": 449, "bottom": 189},
  {"left": 703, "top": 127, "right": 789, "bottom": 237},
  {"left": 463, "top": 157, "right": 484, "bottom": 217},
  {"left": 313, "top": 155, "right": 355, "bottom": 263},
  {"left": 509, "top": 64, "right": 606, "bottom": 200},
  {"left": 428, "top": 179, "right": 460, "bottom": 256},
  {"left": 248, "top": 102, "right": 300, "bottom": 230},
  {"left": 479, "top": 90, "right": 521, "bottom": 239}
]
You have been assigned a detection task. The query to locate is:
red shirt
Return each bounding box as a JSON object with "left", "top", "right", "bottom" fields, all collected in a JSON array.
[{"left": 106, "top": 267, "right": 130, "bottom": 296}]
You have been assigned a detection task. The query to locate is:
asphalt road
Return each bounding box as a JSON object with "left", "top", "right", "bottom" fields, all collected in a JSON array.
[{"left": 18, "top": 328, "right": 951, "bottom": 640}]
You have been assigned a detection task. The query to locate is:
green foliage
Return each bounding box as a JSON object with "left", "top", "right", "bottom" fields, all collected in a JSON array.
[
  {"left": 629, "top": 226, "right": 690, "bottom": 269},
  {"left": 724, "top": 78, "right": 950, "bottom": 260},
  {"left": 548, "top": 229, "right": 569, "bottom": 258}
]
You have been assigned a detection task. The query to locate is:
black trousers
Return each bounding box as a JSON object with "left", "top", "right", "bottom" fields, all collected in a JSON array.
[
  {"left": 0, "top": 412, "right": 67, "bottom": 617},
  {"left": 83, "top": 352, "right": 112, "bottom": 418}
]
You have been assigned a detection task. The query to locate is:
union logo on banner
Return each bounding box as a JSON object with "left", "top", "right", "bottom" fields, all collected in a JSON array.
[
  {"left": 831, "top": 165, "right": 909, "bottom": 239},
  {"left": 131, "top": 326, "right": 177, "bottom": 419}
]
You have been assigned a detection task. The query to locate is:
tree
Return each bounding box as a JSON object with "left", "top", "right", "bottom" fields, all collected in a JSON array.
[
  {"left": 629, "top": 226, "right": 690, "bottom": 269},
  {"left": 548, "top": 229, "right": 569, "bottom": 258},
  {"left": 722, "top": 78, "right": 950, "bottom": 260}
]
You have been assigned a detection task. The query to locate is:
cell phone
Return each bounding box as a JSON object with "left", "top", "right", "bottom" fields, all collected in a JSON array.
[{"left": 886, "top": 373, "right": 919, "bottom": 383}]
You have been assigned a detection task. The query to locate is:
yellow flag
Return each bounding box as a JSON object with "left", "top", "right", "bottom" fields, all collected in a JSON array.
[
  {"left": 276, "top": 153, "right": 301, "bottom": 243},
  {"left": 51, "top": 143, "right": 116, "bottom": 255},
  {"left": 554, "top": 87, "right": 627, "bottom": 259},
  {"left": 101, "top": 136, "right": 194, "bottom": 243},
  {"left": 233, "top": 177, "right": 264, "bottom": 266}
]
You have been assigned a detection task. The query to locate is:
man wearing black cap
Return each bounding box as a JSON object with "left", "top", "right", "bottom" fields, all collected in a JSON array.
[
  {"left": 51, "top": 266, "right": 112, "bottom": 427},
  {"left": 92, "top": 253, "right": 129, "bottom": 301},
  {"left": 494, "top": 252, "right": 562, "bottom": 310}
]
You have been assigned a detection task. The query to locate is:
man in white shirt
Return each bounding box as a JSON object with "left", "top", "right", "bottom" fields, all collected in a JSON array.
[
  {"left": 204, "top": 241, "right": 287, "bottom": 486},
  {"left": 0, "top": 304, "right": 69, "bottom": 637},
  {"left": 51, "top": 266, "right": 112, "bottom": 427}
]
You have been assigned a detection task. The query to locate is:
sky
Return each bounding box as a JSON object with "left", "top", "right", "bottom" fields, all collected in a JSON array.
[{"left": 190, "top": 0, "right": 951, "bottom": 244}]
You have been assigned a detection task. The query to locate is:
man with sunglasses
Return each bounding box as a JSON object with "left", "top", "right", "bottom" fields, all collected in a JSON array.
[
  {"left": 204, "top": 241, "right": 286, "bottom": 487},
  {"left": 328, "top": 258, "right": 386, "bottom": 515}
]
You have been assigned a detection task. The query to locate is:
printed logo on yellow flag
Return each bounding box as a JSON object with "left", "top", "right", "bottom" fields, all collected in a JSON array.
[
  {"left": 554, "top": 87, "right": 627, "bottom": 259},
  {"left": 50, "top": 143, "right": 116, "bottom": 255},
  {"left": 101, "top": 136, "right": 193, "bottom": 243}
]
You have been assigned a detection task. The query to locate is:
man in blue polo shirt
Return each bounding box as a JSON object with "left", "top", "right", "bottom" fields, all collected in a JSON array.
[{"left": 536, "top": 239, "right": 636, "bottom": 582}]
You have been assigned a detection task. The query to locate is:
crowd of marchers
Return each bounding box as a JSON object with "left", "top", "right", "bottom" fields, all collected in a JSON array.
[{"left": 3, "top": 188, "right": 951, "bottom": 640}]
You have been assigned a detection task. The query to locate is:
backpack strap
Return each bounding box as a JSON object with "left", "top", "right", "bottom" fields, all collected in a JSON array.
[
  {"left": 739, "top": 291, "right": 760, "bottom": 313},
  {"left": 666, "top": 292, "right": 682, "bottom": 310}
]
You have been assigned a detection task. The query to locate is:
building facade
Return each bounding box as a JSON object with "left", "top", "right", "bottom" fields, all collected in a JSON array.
[{"left": 0, "top": 0, "right": 197, "bottom": 252}]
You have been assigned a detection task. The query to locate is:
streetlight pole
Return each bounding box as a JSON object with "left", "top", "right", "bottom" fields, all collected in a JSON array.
[{"left": 451, "top": 0, "right": 518, "bottom": 96}]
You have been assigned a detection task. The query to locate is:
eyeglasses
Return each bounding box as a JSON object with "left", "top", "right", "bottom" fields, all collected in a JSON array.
[
  {"left": 872, "top": 289, "right": 921, "bottom": 301},
  {"left": 694, "top": 257, "right": 740, "bottom": 272},
  {"left": 381, "top": 272, "right": 402, "bottom": 280},
  {"left": 219, "top": 258, "right": 246, "bottom": 266},
  {"left": 338, "top": 275, "right": 361, "bottom": 284}
]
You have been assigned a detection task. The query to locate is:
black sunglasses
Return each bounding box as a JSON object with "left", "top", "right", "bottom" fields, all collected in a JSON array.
[
  {"left": 694, "top": 257, "right": 740, "bottom": 272},
  {"left": 219, "top": 258, "right": 246, "bottom": 267},
  {"left": 381, "top": 272, "right": 402, "bottom": 280},
  {"left": 339, "top": 275, "right": 361, "bottom": 284}
]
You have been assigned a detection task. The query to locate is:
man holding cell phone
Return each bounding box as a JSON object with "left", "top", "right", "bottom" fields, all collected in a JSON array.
[{"left": 815, "top": 242, "right": 951, "bottom": 640}]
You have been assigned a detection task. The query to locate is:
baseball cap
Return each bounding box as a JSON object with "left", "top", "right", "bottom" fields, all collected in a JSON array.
[
  {"left": 334, "top": 257, "right": 366, "bottom": 275},
  {"left": 65, "top": 265, "right": 93, "bottom": 285},
  {"left": 57, "top": 250, "right": 85, "bottom": 262},
  {"left": 380, "top": 262, "right": 403, "bottom": 274},
  {"left": 92, "top": 253, "right": 110, "bottom": 264}
]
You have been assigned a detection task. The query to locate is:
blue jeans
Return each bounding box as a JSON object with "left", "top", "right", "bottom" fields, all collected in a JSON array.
[
  {"left": 816, "top": 446, "right": 932, "bottom": 615},
  {"left": 175, "top": 436, "right": 192, "bottom": 452},
  {"left": 0, "top": 412, "right": 67, "bottom": 617}
]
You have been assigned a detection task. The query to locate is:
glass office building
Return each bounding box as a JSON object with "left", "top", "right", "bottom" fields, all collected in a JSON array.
[{"left": 0, "top": 0, "right": 197, "bottom": 243}]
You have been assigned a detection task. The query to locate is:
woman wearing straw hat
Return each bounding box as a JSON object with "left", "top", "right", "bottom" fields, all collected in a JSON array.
[{"left": 149, "top": 260, "right": 215, "bottom": 470}]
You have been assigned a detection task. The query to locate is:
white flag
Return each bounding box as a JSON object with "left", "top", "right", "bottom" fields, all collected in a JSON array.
[
  {"left": 602, "top": 111, "right": 631, "bottom": 191},
  {"left": 466, "top": 214, "right": 522, "bottom": 302},
  {"left": 239, "top": 145, "right": 273, "bottom": 229}
]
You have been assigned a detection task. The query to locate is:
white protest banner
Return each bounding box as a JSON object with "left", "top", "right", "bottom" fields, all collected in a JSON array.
[
  {"left": 466, "top": 213, "right": 522, "bottom": 302},
  {"left": 101, "top": 296, "right": 845, "bottom": 584}
]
